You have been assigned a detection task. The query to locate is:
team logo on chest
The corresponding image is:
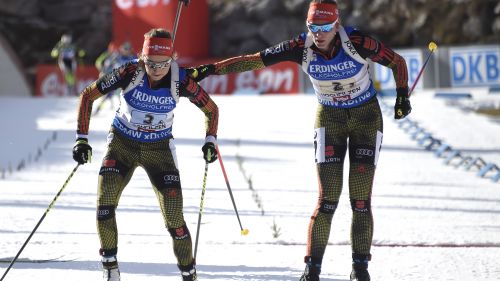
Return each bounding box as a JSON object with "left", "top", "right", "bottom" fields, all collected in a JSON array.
[
  {"left": 127, "top": 88, "right": 176, "bottom": 112},
  {"left": 131, "top": 89, "right": 175, "bottom": 105},
  {"left": 309, "top": 61, "right": 357, "bottom": 74}
]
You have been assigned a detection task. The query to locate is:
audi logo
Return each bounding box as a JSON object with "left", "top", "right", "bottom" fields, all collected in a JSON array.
[
  {"left": 164, "top": 175, "right": 179, "bottom": 182},
  {"left": 355, "top": 148, "right": 374, "bottom": 156}
]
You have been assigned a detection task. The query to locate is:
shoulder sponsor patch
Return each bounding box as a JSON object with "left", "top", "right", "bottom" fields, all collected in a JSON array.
[
  {"left": 99, "top": 73, "right": 119, "bottom": 90},
  {"left": 264, "top": 41, "right": 291, "bottom": 56}
]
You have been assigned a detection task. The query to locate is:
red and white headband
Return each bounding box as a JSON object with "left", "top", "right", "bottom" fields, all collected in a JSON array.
[
  {"left": 142, "top": 37, "right": 173, "bottom": 57},
  {"left": 307, "top": 3, "right": 339, "bottom": 23}
]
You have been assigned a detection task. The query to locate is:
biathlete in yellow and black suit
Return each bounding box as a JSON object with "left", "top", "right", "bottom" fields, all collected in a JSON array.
[
  {"left": 72, "top": 28, "right": 218, "bottom": 281},
  {"left": 188, "top": 1, "right": 411, "bottom": 280}
]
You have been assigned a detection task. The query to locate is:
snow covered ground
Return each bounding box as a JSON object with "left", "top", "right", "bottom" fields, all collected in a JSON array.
[{"left": 1, "top": 93, "right": 500, "bottom": 281}]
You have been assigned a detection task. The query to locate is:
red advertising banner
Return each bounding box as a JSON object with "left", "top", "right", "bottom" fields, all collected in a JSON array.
[
  {"left": 112, "top": 0, "right": 209, "bottom": 60},
  {"left": 195, "top": 61, "right": 301, "bottom": 95},
  {"left": 35, "top": 61, "right": 300, "bottom": 97},
  {"left": 35, "top": 65, "right": 98, "bottom": 97}
]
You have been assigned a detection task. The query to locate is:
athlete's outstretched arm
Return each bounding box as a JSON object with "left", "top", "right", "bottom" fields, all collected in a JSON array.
[
  {"left": 189, "top": 36, "right": 304, "bottom": 82},
  {"left": 188, "top": 52, "right": 264, "bottom": 82},
  {"left": 214, "top": 53, "right": 265, "bottom": 75}
]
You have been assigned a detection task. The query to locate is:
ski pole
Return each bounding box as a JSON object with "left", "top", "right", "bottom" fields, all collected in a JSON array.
[
  {"left": 0, "top": 163, "right": 80, "bottom": 281},
  {"left": 171, "top": 0, "right": 189, "bottom": 45},
  {"left": 216, "top": 144, "right": 249, "bottom": 236},
  {"left": 194, "top": 161, "right": 209, "bottom": 260},
  {"left": 409, "top": 41, "right": 438, "bottom": 97}
]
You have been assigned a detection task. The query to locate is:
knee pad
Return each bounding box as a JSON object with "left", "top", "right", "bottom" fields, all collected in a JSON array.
[
  {"left": 318, "top": 199, "right": 338, "bottom": 214},
  {"left": 168, "top": 224, "right": 190, "bottom": 240},
  {"left": 99, "top": 157, "right": 130, "bottom": 177},
  {"left": 97, "top": 205, "right": 115, "bottom": 221},
  {"left": 152, "top": 170, "right": 181, "bottom": 191},
  {"left": 350, "top": 200, "right": 371, "bottom": 213}
]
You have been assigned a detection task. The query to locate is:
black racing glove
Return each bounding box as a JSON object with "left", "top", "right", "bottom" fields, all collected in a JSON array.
[
  {"left": 187, "top": 64, "right": 215, "bottom": 83},
  {"left": 179, "top": 0, "right": 190, "bottom": 6},
  {"left": 72, "top": 138, "right": 92, "bottom": 164},
  {"left": 202, "top": 142, "right": 218, "bottom": 163},
  {"left": 394, "top": 87, "right": 412, "bottom": 119}
]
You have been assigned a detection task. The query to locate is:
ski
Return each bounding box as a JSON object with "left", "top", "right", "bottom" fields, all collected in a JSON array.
[{"left": 0, "top": 256, "right": 74, "bottom": 263}]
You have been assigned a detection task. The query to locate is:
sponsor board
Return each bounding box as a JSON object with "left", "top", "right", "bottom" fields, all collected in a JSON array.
[
  {"left": 112, "top": 0, "right": 208, "bottom": 60},
  {"left": 449, "top": 45, "right": 500, "bottom": 87},
  {"left": 35, "top": 64, "right": 98, "bottom": 97},
  {"left": 197, "top": 61, "right": 300, "bottom": 95},
  {"left": 115, "top": 0, "right": 172, "bottom": 10},
  {"left": 36, "top": 61, "right": 300, "bottom": 97}
]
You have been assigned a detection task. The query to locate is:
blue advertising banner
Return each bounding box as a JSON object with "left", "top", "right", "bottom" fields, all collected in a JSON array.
[{"left": 450, "top": 45, "right": 500, "bottom": 87}]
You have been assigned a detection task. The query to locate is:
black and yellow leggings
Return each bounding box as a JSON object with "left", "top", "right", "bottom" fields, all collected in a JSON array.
[
  {"left": 96, "top": 128, "right": 193, "bottom": 266},
  {"left": 307, "top": 97, "right": 383, "bottom": 261}
]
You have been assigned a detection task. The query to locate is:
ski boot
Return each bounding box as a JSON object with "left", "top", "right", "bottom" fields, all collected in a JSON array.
[
  {"left": 350, "top": 254, "right": 370, "bottom": 281},
  {"left": 299, "top": 256, "right": 321, "bottom": 281},
  {"left": 102, "top": 255, "right": 120, "bottom": 281},
  {"left": 178, "top": 261, "right": 197, "bottom": 281}
]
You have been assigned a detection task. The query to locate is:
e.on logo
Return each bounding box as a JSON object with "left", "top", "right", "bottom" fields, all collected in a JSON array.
[
  {"left": 199, "top": 66, "right": 299, "bottom": 95},
  {"left": 236, "top": 69, "right": 294, "bottom": 93},
  {"left": 115, "top": 0, "right": 171, "bottom": 10}
]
